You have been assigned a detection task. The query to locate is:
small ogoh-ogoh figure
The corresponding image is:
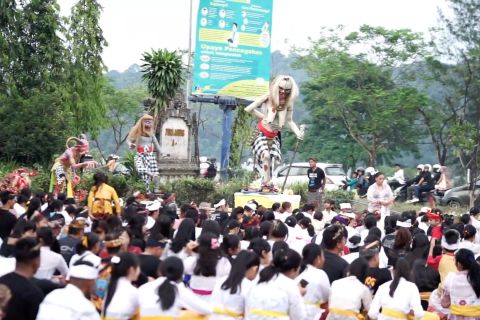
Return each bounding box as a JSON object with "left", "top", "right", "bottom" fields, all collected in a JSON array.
[
  {"left": 49, "top": 135, "right": 97, "bottom": 198},
  {"left": 245, "top": 75, "right": 304, "bottom": 188},
  {"left": 127, "top": 114, "right": 161, "bottom": 193}
]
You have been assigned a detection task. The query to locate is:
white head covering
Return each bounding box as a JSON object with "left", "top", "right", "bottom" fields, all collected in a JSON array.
[
  {"left": 340, "top": 203, "right": 352, "bottom": 210},
  {"left": 146, "top": 200, "right": 162, "bottom": 212},
  {"left": 245, "top": 203, "right": 257, "bottom": 211},
  {"left": 69, "top": 262, "right": 99, "bottom": 280},
  {"left": 213, "top": 199, "right": 226, "bottom": 209},
  {"left": 396, "top": 220, "right": 412, "bottom": 228}
]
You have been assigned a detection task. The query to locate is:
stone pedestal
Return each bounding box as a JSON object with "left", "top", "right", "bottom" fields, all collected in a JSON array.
[{"left": 155, "top": 93, "right": 200, "bottom": 182}]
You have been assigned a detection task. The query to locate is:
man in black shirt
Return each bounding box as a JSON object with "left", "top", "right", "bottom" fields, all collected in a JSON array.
[
  {"left": 321, "top": 225, "right": 349, "bottom": 284},
  {"left": 306, "top": 158, "right": 325, "bottom": 209},
  {"left": 58, "top": 219, "right": 84, "bottom": 264},
  {"left": 410, "top": 165, "right": 436, "bottom": 203},
  {"left": 137, "top": 237, "right": 166, "bottom": 286},
  {"left": 0, "top": 237, "right": 44, "bottom": 320},
  {"left": 0, "top": 191, "right": 17, "bottom": 241}
]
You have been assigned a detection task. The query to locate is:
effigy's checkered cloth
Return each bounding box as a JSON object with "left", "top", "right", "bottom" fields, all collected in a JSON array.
[
  {"left": 252, "top": 131, "right": 282, "bottom": 172},
  {"left": 134, "top": 152, "right": 158, "bottom": 181}
]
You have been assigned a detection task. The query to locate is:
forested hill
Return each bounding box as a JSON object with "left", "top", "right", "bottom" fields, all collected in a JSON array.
[
  {"left": 104, "top": 51, "right": 309, "bottom": 160},
  {"left": 104, "top": 52, "right": 439, "bottom": 168}
]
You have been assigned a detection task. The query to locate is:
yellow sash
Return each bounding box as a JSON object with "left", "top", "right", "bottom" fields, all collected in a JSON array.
[
  {"left": 249, "top": 309, "right": 288, "bottom": 317},
  {"left": 328, "top": 308, "right": 364, "bottom": 320},
  {"left": 450, "top": 304, "right": 480, "bottom": 316},
  {"left": 421, "top": 312, "right": 440, "bottom": 320},
  {"left": 140, "top": 310, "right": 207, "bottom": 320},
  {"left": 381, "top": 307, "right": 409, "bottom": 319},
  {"left": 212, "top": 307, "right": 242, "bottom": 317}
]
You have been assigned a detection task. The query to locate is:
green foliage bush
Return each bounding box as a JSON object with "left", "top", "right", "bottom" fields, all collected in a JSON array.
[
  {"left": 289, "top": 182, "right": 308, "bottom": 203},
  {"left": 162, "top": 177, "right": 216, "bottom": 205},
  {"left": 324, "top": 190, "right": 355, "bottom": 206}
]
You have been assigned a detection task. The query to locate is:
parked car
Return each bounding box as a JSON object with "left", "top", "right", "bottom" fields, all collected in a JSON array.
[
  {"left": 440, "top": 180, "right": 480, "bottom": 208},
  {"left": 255, "top": 162, "right": 347, "bottom": 191}
]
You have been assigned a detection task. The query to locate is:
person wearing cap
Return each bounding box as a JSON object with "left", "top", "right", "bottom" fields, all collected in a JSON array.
[
  {"left": 36, "top": 259, "right": 100, "bottom": 320},
  {"left": 138, "top": 237, "right": 167, "bottom": 285},
  {"left": 213, "top": 199, "right": 229, "bottom": 228},
  {"left": 87, "top": 172, "right": 121, "bottom": 220},
  {"left": 306, "top": 158, "right": 326, "bottom": 210},
  {"left": 58, "top": 218, "right": 85, "bottom": 265},
  {"left": 0, "top": 237, "right": 44, "bottom": 320}
]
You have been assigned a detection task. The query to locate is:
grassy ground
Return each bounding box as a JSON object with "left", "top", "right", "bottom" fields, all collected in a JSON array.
[{"left": 352, "top": 198, "right": 467, "bottom": 216}]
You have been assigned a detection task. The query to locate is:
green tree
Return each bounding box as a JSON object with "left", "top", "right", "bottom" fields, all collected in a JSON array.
[
  {"left": 432, "top": 0, "right": 480, "bottom": 206},
  {"left": 141, "top": 49, "right": 185, "bottom": 114},
  {"left": 294, "top": 26, "right": 427, "bottom": 166},
  {"left": 0, "top": 0, "right": 74, "bottom": 164},
  {"left": 66, "top": 0, "right": 107, "bottom": 136},
  {"left": 95, "top": 83, "right": 147, "bottom": 156}
]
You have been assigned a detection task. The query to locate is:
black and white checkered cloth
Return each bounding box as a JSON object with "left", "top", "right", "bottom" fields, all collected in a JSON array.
[
  {"left": 252, "top": 131, "right": 282, "bottom": 174},
  {"left": 135, "top": 152, "right": 159, "bottom": 181}
]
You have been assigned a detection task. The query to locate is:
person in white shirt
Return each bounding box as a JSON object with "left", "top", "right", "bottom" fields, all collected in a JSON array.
[
  {"left": 459, "top": 225, "right": 480, "bottom": 256},
  {"left": 368, "top": 258, "right": 424, "bottom": 319},
  {"left": 322, "top": 199, "right": 337, "bottom": 225},
  {"left": 245, "top": 248, "right": 307, "bottom": 320},
  {"left": 12, "top": 195, "right": 27, "bottom": 218},
  {"left": 367, "top": 172, "right": 394, "bottom": 224},
  {"left": 69, "top": 232, "right": 101, "bottom": 269},
  {"left": 296, "top": 244, "right": 330, "bottom": 320},
  {"left": 211, "top": 250, "right": 260, "bottom": 319},
  {"left": 102, "top": 252, "right": 140, "bottom": 320},
  {"left": 387, "top": 164, "right": 405, "bottom": 190},
  {"left": 34, "top": 227, "right": 69, "bottom": 280},
  {"left": 469, "top": 207, "right": 480, "bottom": 244},
  {"left": 36, "top": 258, "right": 101, "bottom": 320},
  {"left": 441, "top": 248, "right": 480, "bottom": 319},
  {"left": 139, "top": 256, "right": 213, "bottom": 318},
  {"left": 183, "top": 232, "right": 231, "bottom": 301},
  {"left": 327, "top": 257, "right": 372, "bottom": 319}
]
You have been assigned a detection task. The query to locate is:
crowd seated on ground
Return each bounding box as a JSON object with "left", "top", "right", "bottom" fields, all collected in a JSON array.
[{"left": 0, "top": 174, "right": 479, "bottom": 320}]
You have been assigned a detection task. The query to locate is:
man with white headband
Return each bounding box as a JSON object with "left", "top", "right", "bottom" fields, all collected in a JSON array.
[
  {"left": 36, "top": 259, "right": 100, "bottom": 320},
  {"left": 245, "top": 75, "right": 304, "bottom": 189}
]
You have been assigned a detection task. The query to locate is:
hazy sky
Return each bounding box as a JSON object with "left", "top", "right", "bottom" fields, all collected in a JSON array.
[{"left": 58, "top": 0, "right": 449, "bottom": 72}]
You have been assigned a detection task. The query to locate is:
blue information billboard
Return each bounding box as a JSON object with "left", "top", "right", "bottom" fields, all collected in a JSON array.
[{"left": 192, "top": 0, "right": 273, "bottom": 99}]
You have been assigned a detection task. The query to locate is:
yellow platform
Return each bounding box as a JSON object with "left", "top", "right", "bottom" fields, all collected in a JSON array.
[{"left": 234, "top": 192, "right": 301, "bottom": 210}]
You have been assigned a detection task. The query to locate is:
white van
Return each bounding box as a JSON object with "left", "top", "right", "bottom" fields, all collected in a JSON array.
[{"left": 268, "top": 162, "right": 346, "bottom": 190}]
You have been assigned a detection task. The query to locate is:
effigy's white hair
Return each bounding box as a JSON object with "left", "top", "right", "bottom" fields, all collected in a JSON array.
[{"left": 269, "top": 75, "right": 299, "bottom": 107}]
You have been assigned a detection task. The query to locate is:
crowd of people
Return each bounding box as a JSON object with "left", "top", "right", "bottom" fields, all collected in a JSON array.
[
  {"left": 344, "top": 164, "right": 452, "bottom": 204},
  {"left": 0, "top": 170, "right": 479, "bottom": 320}
]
